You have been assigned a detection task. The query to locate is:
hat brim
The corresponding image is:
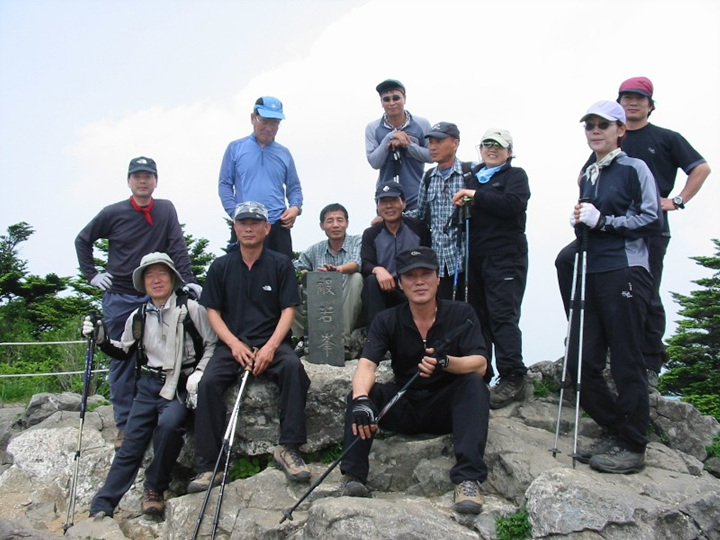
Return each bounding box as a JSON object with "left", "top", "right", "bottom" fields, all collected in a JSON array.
[
  {"left": 397, "top": 262, "right": 439, "bottom": 275},
  {"left": 132, "top": 261, "right": 183, "bottom": 294},
  {"left": 482, "top": 137, "right": 510, "bottom": 148},
  {"left": 619, "top": 88, "right": 652, "bottom": 98},
  {"left": 580, "top": 112, "right": 620, "bottom": 123},
  {"left": 425, "top": 131, "right": 453, "bottom": 139},
  {"left": 234, "top": 213, "right": 268, "bottom": 221},
  {"left": 255, "top": 108, "right": 285, "bottom": 120},
  {"left": 128, "top": 166, "right": 157, "bottom": 174}
]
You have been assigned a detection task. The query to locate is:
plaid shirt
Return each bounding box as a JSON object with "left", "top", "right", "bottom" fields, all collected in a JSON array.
[
  {"left": 294, "top": 234, "right": 362, "bottom": 284},
  {"left": 412, "top": 159, "right": 466, "bottom": 277}
]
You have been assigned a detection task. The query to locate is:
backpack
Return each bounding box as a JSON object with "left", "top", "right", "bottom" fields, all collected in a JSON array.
[
  {"left": 419, "top": 162, "right": 482, "bottom": 228},
  {"left": 131, "top": 290, "right": 204, "bottom": 370}
]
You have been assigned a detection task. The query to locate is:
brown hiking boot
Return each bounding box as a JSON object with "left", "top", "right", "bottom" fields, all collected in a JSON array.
[
  {"left": 187, "top": 471, "right": 224, "bottom": 493},
  {"left": 141, "top": 489, "right": 165, "bottom": 516},
  {"left": 114, "top": 429, "right": 125, "bottom": 451},
  {"left": 273, "top": 445, "right": 311, "bottom": 482},
  {"left": 453, "top": 480, "right": 484, "bottom": 514}
]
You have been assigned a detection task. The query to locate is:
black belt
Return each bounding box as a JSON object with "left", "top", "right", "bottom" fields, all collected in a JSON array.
[{"left": 141, "top": 365, "right": 167, "bottom": 383}]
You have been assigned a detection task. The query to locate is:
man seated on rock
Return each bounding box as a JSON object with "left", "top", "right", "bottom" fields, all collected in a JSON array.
[
  {"left": 339, "top": 246, "right": 490, "bottom": 514},
  {"left": 188, "top": 201, "right": 311, "bottom": 493},
  {"left": 85, "top": 252, "right": 216, "bottom": 519},
  {"left": 293, "top": 203, "right": 363, "bottom": 353},
  {"left": 361, "top": 182, "right": 430, "bottom": 328}
]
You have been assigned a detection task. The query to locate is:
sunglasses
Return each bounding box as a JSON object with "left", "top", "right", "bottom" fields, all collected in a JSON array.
[
  {"left": 382, "top": 95, "right": 403, "bottom": 103},
  {"left": 584, "top": 121, "right": 613, "bottom": 131},
  {"left": 480, "top": 141, "right": 504, "bottom": 149}
]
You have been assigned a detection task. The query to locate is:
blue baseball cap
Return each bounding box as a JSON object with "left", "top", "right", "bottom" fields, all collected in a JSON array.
[{"left": 254, "top": 96, "right": 285, "bottom": 119}]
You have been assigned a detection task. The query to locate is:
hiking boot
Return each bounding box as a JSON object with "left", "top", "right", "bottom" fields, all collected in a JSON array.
[
  {"left": 273, "top": 445, "right": 311, "bottom": 482},
  {"left": 489, "top": 375, "right": 526, "bottom": 409},
  {"left": 141, "top": 489, "right": 165, "bottom": 516},
  {"left": 187, "top": 471, "right": 224, "bottom": 493},
  {"left": 575, "top": 432, "right": 618, "bottom": 464},
  {"left": 114, "top": 429, "right": 125, "bottom": 451},
  {"left": 453, "top": 480, "right": 484, "bottom": 514},
  {"left": 647, "top": 369, "right": 659, "bottom": 394},
  {"left": 339, "top": 474, "right": 370, "bottom": 497},
  {"left": 89, "top": 511, "right": 110, "bottom": 520},
  {"left": 589, "top": 446, "right": 645, "bottom": 474}
]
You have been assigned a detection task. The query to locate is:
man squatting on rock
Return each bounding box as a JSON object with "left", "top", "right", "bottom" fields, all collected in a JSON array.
[
  {"left": 339, "top": 246, "right": 490, "bottom": 514},
  {"left": 85, "top": 252, "right": 216, "bottom": 518}
]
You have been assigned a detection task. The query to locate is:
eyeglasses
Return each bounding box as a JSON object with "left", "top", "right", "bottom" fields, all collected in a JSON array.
[
  {"left": 584, "top": 121, "right": 613, "bottom": 131},
  {"left": 382, "top": 95, "right": 403, "bottom": 103},
  {"left": 144, "top": 270, "right": 170, "bottom": 281},
  {"left": 480, "top": 141, "right": 504, "bottom": 149}
]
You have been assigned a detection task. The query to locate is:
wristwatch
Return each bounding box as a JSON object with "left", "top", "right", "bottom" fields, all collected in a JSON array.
[{"left": 672, "top": 196, "right": 685, "bottom": 210}]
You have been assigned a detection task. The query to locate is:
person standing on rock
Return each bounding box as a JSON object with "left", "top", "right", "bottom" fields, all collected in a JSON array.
[
  {"left": 85, "top": 252, "right": 216, "bottom": 518},
  {"left": 365, "top": 79, "right": 432, "bottom": 210},
  {"left": 75, "top": 156, "right": 201, "bottom": 450},
  {"left": 564, "top": 100, "right": 660, "bottom": 474},
  {"left": 451, "top": 128, "right": 530, "bottom": 409},
  {"left": 188, "top": 201, "right": 311, "bottom": 493},
  {"left": 339, "top": 246, "right": 489, "bottom": 514}
]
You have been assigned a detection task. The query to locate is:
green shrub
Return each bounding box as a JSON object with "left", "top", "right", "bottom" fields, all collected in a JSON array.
[
  {"left": 229, "top": 455, "right": 271, "bottom": 480},
  {"left": 707, "top": 435, "right": 720, "bottom": 459},
  {"left": 496, "top": 507, "right": 531, "bottom": 540}
]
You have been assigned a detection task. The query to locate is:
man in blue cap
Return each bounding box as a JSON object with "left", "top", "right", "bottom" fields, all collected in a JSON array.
[{"left": 219, "top": 96, "right": 304, "bottom": 258}]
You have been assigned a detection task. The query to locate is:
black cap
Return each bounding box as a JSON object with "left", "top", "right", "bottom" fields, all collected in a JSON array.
[
  {"left": 376, "top": 79, "right": 406, "bottom": 95},
  {"left": 396, "top": 246, "right": 439, "bottom": 275},
  {"left": 375, "top": 181, "right": 405, "bottom": 200},
  {"left": 425, "top": 122, "right": 460, "bottom": 140},
  {"left": 128, "top": 156, "right": 157, "bottom": 175}
]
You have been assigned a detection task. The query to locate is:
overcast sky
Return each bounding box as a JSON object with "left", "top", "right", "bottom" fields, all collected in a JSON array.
[{"left": 1, "top": 0, "right": 718, "bottom": 364}]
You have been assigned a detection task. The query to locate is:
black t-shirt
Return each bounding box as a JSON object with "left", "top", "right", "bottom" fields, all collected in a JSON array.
[
  {"left": 201, "top": 248, "right": 299, "bottom": 347},
  {"left": 362, "top": 299, "right": 486, "bottom": 390},
  {"left": 622, "top": 123, "right": 705, "bottom": 197}
]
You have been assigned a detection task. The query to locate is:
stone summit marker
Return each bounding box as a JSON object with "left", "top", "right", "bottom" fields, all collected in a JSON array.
[{"left": 306, "top": 271, "right": 344, "bottom": 366}]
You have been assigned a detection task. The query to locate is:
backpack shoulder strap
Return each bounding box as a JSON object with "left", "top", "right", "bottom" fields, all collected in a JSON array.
[{"left": 176, "top": 292, "right": 204, "bottom": 365}]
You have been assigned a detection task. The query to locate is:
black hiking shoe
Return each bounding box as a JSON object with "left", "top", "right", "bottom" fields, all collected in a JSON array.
[
  {"left": 489, "top": 374, "right": 526, "bottom": 409},
  {"left": 575, "top": 432, "right": 618, "bottom": 464},
  {"left": 141, "top": 489, "right": 165, "bottom": 516},
  {"left": 339, "top": 474, "right": 370, "bottom": 497},
  {"left": 589, "top": 446, "right": 645, "bottom": 474}
]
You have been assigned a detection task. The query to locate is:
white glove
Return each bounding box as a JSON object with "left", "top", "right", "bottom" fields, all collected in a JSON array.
[
  {"left": 81, "top": 316, "right": 106, "bottom": 344},
  {"left": 578, "top": 202, "right": 602, "bottom": 229},
  {"left": 184, "top": 282, "right": 203, "bottom": 299},
  {"left": 186, "top": 370, "right": 203, "bottom": 409},
  {"left": 90, "top": 272, "right": 114, "bottom": 291},
  {"left": 569, "top": 210, "right": 578, "bottom": 228}
]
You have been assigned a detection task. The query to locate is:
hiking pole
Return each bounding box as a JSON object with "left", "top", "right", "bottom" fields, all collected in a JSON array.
[
  {"left": 64, "top": 311, "right": 98, "bottom": 533},
  {"left": 550, "top": 237, "right": 583, "bottom": 458},
  {"left": 280, "top": 318, "right": 474, "bottom": 523},
  {"left": 192, "top": 365, "right": 252, "bottom": 540},
  {"left": 570, "top": 224, "right": 589, "bottom": 468},
  {"left": 462, "top": 199, "right": 471, "bottom": 302},
  {"left": 392, "top": 147, "right": 402, "bottom": 183}
]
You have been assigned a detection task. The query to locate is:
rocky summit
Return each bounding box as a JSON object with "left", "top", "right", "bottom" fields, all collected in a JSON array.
[{"left": 0, "top": 359, "right": 718, "bottom": 539}]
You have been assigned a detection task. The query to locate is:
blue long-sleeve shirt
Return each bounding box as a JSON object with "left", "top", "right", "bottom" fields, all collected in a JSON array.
[{"left": 218, "top": 134, "right": 303, "bottom": 224}]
